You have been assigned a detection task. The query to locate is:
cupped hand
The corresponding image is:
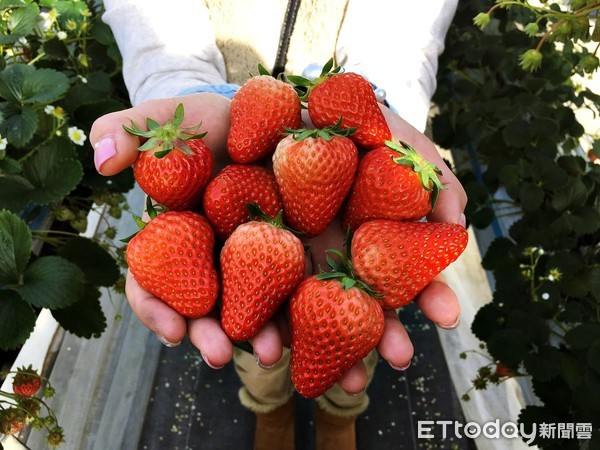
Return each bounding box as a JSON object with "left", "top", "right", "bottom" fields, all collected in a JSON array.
[{"left": 91, "top": 96, "right": 467, "bottom": 397}]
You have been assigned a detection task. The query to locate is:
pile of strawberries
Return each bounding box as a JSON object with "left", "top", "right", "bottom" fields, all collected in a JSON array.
[{"left": 123, "top": 60, "right": 468, "bottom": 399}]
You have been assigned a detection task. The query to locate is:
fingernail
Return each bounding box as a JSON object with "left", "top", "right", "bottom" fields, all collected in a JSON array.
[
  {"left": 390, "top": 360, "right": 411, "bottom": 371},
  {"left": 201, "top": 352, "right": 224, "bottom": 369},
  {"left": 459, "top": 213, "right": 467, "bottom": 228},
  {"left": 345, "top": 389, "right": 365, "bottom": 397},
  {"left": 94, "top": 137, "right": 117, "bottom": 173},
  {"left": 436, "top": 317, "right": 461, "bottom": 330},
  {"left": 254, "top": 352, "right": 276, "bottom": 370},
  {"left": 156, "top": 334, "right": 181, "bottom": 347}
]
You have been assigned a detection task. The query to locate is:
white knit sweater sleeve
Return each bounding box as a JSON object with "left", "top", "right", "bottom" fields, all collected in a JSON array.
[
  {"left": 337, "top": 0, "right": 459, "bottom": 133},
  {"left": 102, "top": 0, "right": 228, "bottom": 106}
]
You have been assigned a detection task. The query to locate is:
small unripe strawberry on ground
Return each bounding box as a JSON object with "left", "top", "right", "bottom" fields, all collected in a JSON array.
[
  {"left": 343, "top": 140, "right": 445, "bottom": 232},
  {"left": 351, "top": 220, "right": 468, "bottom": 309},
  {"left": 13, "top": 365, "right": 42, "bottom": 397},
  {"left": 290, "top": 250, "right": 384, "bottom": 398},
  {"left": 125, "top": 207, "right": 219, "bottom": 318},
  {"left": 272, "top": 123, "right": 358, "bottom": 237},
  {"left": 228, "top": 65, "right": 302, "bottom": 163},
  {"left": 124, "top": 103, "right": 214, "bottom": 211},
  {"left": 220, "top": 205, "right": 306, "bottom": 342},
  {"left": 289, "top": 59, "right": 391, "bottom": 149},
  {"left": 203, "top": 164, "right": 283, "bottom": 240}
]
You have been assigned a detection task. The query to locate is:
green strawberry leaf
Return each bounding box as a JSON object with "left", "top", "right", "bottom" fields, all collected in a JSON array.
[
  {"left": 0, "top": 290, "right": 36, "bottom": 350},
  {"left": 58, "top": 237, "right": 120, "bottom": 287},
  {"left": 564, "top": 322, "right": 600, "bottom": 350},
  {"left": 0, "top": 174, "right": 34, "bottom": 212},
  {"left": 4, "top": 2, "right": 39, "bottom": 38},
  {"left": 0, "top": 104, "right": 38, "bottom": 148},
  {"left": 0, "top": 64, "right": 69, "bottom": 105},
  {"left": 15, "top": 255, "right": 85, "bottom": 309},
  {"left": 22, "top": 139, "right": 83, "bottom": 205},
  {"left": 0, "top": 209, "right": 32, "bottom": 284},
  {"left": 51, "top": 286, "right": 107, "bottom": 338}
]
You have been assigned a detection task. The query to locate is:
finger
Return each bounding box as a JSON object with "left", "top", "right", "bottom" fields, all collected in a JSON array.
[
  {"left": 377, "top": 309, "right": 414, "bottom": 370},
  {"left": 188, "top": 315, "right": 234, "bottom": 369},
  {"left": 336, "top": 360, "right": 368, "bottom": 394},
  {"left": 90, "top": 93, "right": 231, "bottom": 176},
  {"left": 249, "top": 320, "right": 284, "bottom": 368},
  {"left": 125, "top": 271, "right": 187, "bottom": 345},
  {"left": 414, "top": 274, "right": 461, "bottom": 330}
]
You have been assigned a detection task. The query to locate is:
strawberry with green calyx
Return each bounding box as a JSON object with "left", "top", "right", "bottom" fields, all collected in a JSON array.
[
  {"left": 125, "top": 199, "right": 219, "bottom": 319},
  {"left": 343, "top": 139, "right": 446, "bottom": 232},
  {"left": 290, "top": 248, "right": 384, "bottom": 399},
  {"left": 351, "top": 219, "right": 468, "bottom": 309},
  {"left": 12, "top": 364, "right": 42, "bottom": 397},
  {"left": 203, "top": 164, "right": 283, "bottom": 241},
  {"left": 0, "top": 407, "right": 26, "bottom": 436},
  {"left": 288, "top": 59, "right": 391, "bottom": 149},
  {"left": 220, "top": 203, "right": 306, "bottom": 342},
  {"left": 227, "top": 64, "right": 302, "bottom": 164},
  {"left": 123, "top": 103, "right": 214, "bottom": 211},
  {"left": 272, "top": 121, "right": 358, "bottom": 237}
]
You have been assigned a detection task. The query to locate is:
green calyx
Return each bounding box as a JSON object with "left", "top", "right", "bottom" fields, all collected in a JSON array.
[
  {"left": 385, "top": 139, "right": 446, "bottom": 209},
  {"left": 122, "top": 103, "right": 207, "bottom": 158},
  {"left": 315, "top": 248, "right": 381, "bottom": 298},
  {"left": 287, "top": 58, "right": 342, "bottom": 101},
  {"left": 284, "top": 118, "right": 356, "bottom": 142},
  {"left": 246, "top": 202, "right": 304, "bottom": 238}
]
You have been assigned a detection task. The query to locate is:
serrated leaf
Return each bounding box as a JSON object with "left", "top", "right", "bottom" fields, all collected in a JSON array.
[
  {"left": 0, "top": 209, "right": 32, "bottom": 284},
  {"left": 51, "top": 286, "right": 107, "bottom": 338},
  {"left": 54, "top": 0, "right": 88, "bottom": 27},
  {"left": 569, "top": 206, "right": 600, "bottom": 236},
  {"left": 564, "top": 323, "right": 600, "bottom": 350},
  {"left": 58, "top": 237, "right": 120, "bottom": 287},
  {"left": 523, "top": 346, "right": 562, "bottom": 381},
  {"left": 1, "top": 105, "right": 38, "bottom": 148},
  {"left": 0, "top": 289, "right": 36, "bottom": 350},
  {"left": 6, "top": 2, "right": 39, "bottom": 36},
  {"left": 487, "top": 328, "right": 530, "bottom": 366},
  {"left": 0, "top": 64, "right": 69, "bottom": 105},
  {"left": 21, "top": 138, "right": 82, "bottom": 204},
  {"left": 15, "top": 255, "right": 85, "bottom": 309},
  {"left": 0, "top": 156, "right": 22, "bottom": 173},
  {"left": 519, "top": 182, "right": 544, "bottom": 212},
  {"left": 0, "top": 174, "right": 34, "bottom": 212},
  {"left": 471, "top": 303, "right": 506, "bottom": 342},
  {"left": 551, "top": 177, "right": 588, "bottom": 211}
]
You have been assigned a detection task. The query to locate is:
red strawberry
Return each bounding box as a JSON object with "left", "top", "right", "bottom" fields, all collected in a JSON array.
[
  {"left": 124, "top": 103, "right": 213, "bottom": 211},
  {"left": 289, "top": 60, "right": 391, "bottom": 149},
  {"left": 495, "top": 363, "right": 517, "bottom": 378},
  {"left": 343, "top": 140, "right": 444, "bottom": 232},
  {"left": 126, "top": 210, "right": 219, "bottom": 318},
  {"left": 272, "top": 125, "right": 358, "bottom": 237},
  {"left": 351, "top": 220, "right": 468, "bottom": 309},
  {"left": 228, "top": 65, "right": 302, "bottom": 163},
  {"left": 290, "top": 250, "right": 384, "bottom": 398},
  {"left": 203, "top": 164, "right": 283, "bottom": 240},
  {"left": 13, "top": 365, "right": 42, "bottom": 397},
  {"left": 220, "top": 206, "right": 306, "bottom": 342}
]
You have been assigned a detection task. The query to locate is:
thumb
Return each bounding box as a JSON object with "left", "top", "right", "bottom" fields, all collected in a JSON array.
[{"left": 90, "top": 94, "right": 231, "bottom": 176}]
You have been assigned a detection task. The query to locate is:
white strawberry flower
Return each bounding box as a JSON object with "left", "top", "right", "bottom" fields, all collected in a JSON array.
[
  {"left": 68, "top": 127, "right": 87, "bottom": 146},
  {"left": 0, "top": 135, "right": 7, "bottom": 151}
]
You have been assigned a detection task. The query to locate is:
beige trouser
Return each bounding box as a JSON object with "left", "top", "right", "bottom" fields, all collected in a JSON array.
[{"left": 233, "top": 347, "right": 379, "bottom": 417}]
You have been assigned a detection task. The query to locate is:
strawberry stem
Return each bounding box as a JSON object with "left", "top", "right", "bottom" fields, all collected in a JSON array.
[
  {"left": 315, "top": 249, "right": 382, "bottom": 297},
  {"left": 385, "top": 139, "right": 446, "bottom": 209},
  {"left": 122, "top": 103, "right": 207, "bottom": 158}
]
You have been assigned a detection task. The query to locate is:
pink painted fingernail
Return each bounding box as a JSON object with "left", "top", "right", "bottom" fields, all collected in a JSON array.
[
  {"left": 459, "top": 213, "right": 467, "bottom": 228},
  {"left": 94, "top": 137, "right": 117, "bottom": 174}
]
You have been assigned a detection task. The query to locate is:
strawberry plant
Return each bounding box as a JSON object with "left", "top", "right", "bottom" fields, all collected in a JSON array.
[
  {"left": 0, "top": 1, "right": 131, "bottom": 351},
  {"left": 432, "top": 1, "right": 600, "bottom": 447},
  {"left": 0, "top": 365, "right": 64, "bottom": 447}
]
